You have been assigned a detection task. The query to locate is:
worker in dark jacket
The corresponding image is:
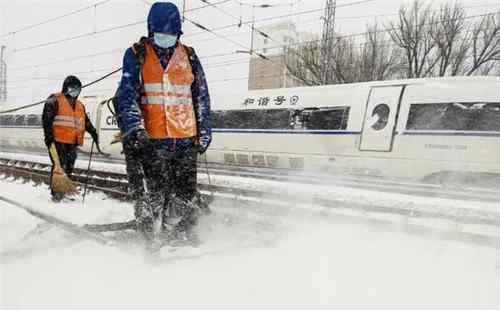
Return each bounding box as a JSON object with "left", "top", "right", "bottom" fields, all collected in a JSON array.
[
  {"left": 117, "top": 2, "right": 211, "bottom": 247},
  {"left": 42, "top": 75, "right": 99, "bottom": 201}
]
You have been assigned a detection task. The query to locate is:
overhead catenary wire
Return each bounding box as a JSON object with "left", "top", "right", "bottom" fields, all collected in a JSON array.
[
  {"left": 10, "top": 0, "right": 374, "bottom": 54},
  {"left": 198, "top": 0, "right": 280, "bottom": 46},
  {"left": 205, "top": 53, "right": 498, "bottom": 85},
  {"left": 8, "top": 15, "right": 326, "bottom": 73},
  {"left": 10, "top": 48, "right": 124, "bottom": 71},
  {"left": 196, "top": 0, "right": 308, "bottom": 67},
  {"left": 8, "top": 56, "right": 251, "bottom": 84},
  {"left": 15, "top": 1, "right": 492, "bottom": 72},
  {"left": 187, "top": 1, "right": 500, "bottom": 40},
  {"left": 6, "top": 17, "right": 500, "bottom": 88},
  {"left": 193, "top": 0, "right": 500, "bottom": 84},
  {"left": 7, "top": 10, "right": 499, "bottom": 84},
  {"left": 184, "top": 0, "right": 380, "bottom": 61},
  {"left": 0, "top": 67, "right": 122, "bottom": 114},
  {"left": 8, "top": 51, "right": 246, "bottom": 84},
  {"left": 9, "top": 49, "right": 240, "bottom": 73},
  {"left": 7, "top": 0, "right": 500, "bottom": 54},
  {"left": 184, "top": 16, "right": 270, "bottom": 60},
  {"left": 10, "top": 20, "right": 499, "bottom": 89},
  {"left": 13, "top": 20, "right": 500, "bottom": 87},
  {"left": 3, "top": 2, "right": 499, "bottom": 112},
  {"left": 12, "top": 20, "right": 146, "bottom": 53},
  {"left": 9, "top": 0, "right": 233, "bottom": 54},
  {"left": 250, "top": 11, "right": 500, "bottom": 54},
  {"left": 1, "top": 0, "right": 231, "bottom": 39},
  {"left": 0, "top": 0, "right": 113, "bottom": 38},
  {"left": 8, "top": 68, "right": 120, "bottom": 86},
  {"left": 187, "top": 0, "right": 378, "bottom": 38},
  {"left": 233, "top": 0, "right": 297, "bottom": 8},
  {"left": 2, "top": 0, "right": 262, "bottom": 113},
  {"left": 138, "top": 0, "right": 273, "bottom": 60},
  {"left": 7, "top": 1, "right": 497, "bottom": 69}
]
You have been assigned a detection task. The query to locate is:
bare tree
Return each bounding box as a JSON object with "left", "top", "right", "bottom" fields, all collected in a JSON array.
[
  {"left": 466, "top": 13, "right": 500, "bottom": 75},
  {"left": 331, "top": 37, "right": 359, "bottom": 83},
  {"left": 283, "top": 0, "right": 500, "bottom": 86},
  {"left": 284, "top": 41, "right": 324, "bottom": 86},
  {"left": 388, "top": 1, "right": 439, "bottom": 78},
  {"left": 358, "top": 23, "right": 402, "bottom": 81},
  {"left": 284, "top": 36, "right": 357, "bottom": 85},
  {"left": 285, "top": 26, "right": 401, "bottom": 85},
  {"left": 430, "top": 2, "right": 468, "bottom": 76},
  {"left": 449, "top": 30, "right": 470, "bottom": 76}
]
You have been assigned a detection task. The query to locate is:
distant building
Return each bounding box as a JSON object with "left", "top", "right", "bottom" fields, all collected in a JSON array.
[{"left": 248, "top": 22, "right": 305, "bottom": 90}]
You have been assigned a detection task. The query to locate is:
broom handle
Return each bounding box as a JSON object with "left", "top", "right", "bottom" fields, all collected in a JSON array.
[
  {"left": 49, "top": 143, "right": 62, "bottom": 170},
  {"left": 83, "top": 141, "right": 95, "bottom": 203}
]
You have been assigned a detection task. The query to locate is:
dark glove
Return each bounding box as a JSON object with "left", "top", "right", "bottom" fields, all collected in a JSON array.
[
  {"left": 197, "top": 134, "right": 211, "bottom": 155},
  {"left": 45, "top": 137, "right": 54, "bottom": 149},
  {"left": 132, "top": 129, "right": 152, "bottom": 151}
]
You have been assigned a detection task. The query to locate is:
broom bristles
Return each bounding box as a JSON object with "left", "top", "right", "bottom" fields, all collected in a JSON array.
[
  {"left": 110, "top": 132, "right": 123, "bottom": 145},
  {"left": 52, "top": 168, "right": 78, "bottom": 195}
]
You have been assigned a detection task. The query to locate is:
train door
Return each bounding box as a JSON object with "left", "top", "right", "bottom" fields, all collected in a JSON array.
[{"left": 359, "top": 86, "right": 404, "bottom": 152}]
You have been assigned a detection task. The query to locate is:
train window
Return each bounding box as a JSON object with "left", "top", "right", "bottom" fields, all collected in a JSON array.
[
  {"left": 306, "top": 107, "right": 350, "bottom": 130},
  {"left": 26, "top": 114, "right": 42, "bottom": 127},
  {"left": 473, "top": 103, "right": 500, "bottom": 131},
  {"left": 407, "top": 102, "right": 500, "bottom": 131},
  {"left": 211, "top": 111, "right": 224, "bottom": 128},
  {"left": 262, "top": 109, "right": 292, "bottom": 129},
  {"left": 0, "top": 115, "right": 14, "bottom": 126},
  {"left": 212, "top": 110, "right": 254, "bottom": 129},
  {"left": 14, "top": 115, "right": 25, "bottom": 126},
  {"left": 370, "top": 104, "right": 390, "bottom": 131},
  {"left": 212, "top": 109, "right": 292, "bottom": 129}
]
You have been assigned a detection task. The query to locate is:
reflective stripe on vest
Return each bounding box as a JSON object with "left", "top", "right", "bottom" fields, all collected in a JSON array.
[
  {"left": 141, "top": 42, "right": 197, "bottom": 139},
  {"left": 52, "top": 93, "right": 86, "bottom": 146},
  {"left": 53, "top": 115, "right": 84, "bottom": 129}
]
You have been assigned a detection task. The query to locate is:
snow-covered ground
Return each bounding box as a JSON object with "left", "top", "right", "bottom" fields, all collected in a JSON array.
[{"left": 1, "top": 178, "right": 500, "bottom": 310}]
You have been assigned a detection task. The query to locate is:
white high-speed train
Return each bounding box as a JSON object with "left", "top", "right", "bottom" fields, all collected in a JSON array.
[{"left": 1, "top": 76, "right": 499, "bottom": 183}]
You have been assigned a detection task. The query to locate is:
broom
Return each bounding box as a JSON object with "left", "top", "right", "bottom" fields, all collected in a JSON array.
[{"left": 49, "top": 143, "right": 78, "bottom": 195}]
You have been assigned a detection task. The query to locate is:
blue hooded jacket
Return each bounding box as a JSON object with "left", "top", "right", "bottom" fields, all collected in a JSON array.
[{"left": 117, "top": 2, "right": 211, "bottom": 152}]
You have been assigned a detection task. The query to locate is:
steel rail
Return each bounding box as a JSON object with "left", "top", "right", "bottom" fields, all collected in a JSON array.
[
  {"left": 1, "top": 152, "right": 500, "bottom": 203},
  {"left": 1, "top": 157, "right": 500, "bottom": 227},
  {"left": 2, "top": 158, "right": 500, "bottom": 250}
]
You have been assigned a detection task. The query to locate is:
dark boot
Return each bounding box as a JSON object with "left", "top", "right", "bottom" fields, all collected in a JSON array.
[
  {"left": 134, "top": 198, "right": 154, "bottom": 240},
  {"left": 162, "top": 195, "right": 202, "bottom": 246}
]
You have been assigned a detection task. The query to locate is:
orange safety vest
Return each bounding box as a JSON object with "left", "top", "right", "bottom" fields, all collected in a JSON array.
[
  {"left": 141, "top": 42, "right": 197, "bottom": 139},
  {"left": 52, "top": 93, "right": 86, "bottom": 146}
]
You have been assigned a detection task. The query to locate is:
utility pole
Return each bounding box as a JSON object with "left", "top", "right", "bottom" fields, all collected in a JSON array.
[
  {"left": 0, "top": 45, "right": 6, "bottom": 102},
  {"left": 321, "top": 0, "right": 337, "bottom": 84}
]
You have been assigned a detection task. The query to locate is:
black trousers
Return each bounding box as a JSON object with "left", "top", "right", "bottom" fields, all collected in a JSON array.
[
  {"left": 122, "top": 139, "right": 146, "bottom": 200},
  {"left": 138, "top": 147, "right": 198, "bottom": 230},
  {"left": 48, "top": 142, "right": 77, "bottom": 199}
]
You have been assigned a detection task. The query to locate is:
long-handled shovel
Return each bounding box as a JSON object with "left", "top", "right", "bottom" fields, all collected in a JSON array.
[{"left": 49, "top": 143, "right": 78, "bottom": 196}]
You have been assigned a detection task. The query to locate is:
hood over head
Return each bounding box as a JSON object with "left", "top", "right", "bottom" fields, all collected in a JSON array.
[
  {"left": 147, "top": 2, "right": 183, "bottom": 37},
  {"left": 62, "top": 75, "right": 82, "bottom": 94}
]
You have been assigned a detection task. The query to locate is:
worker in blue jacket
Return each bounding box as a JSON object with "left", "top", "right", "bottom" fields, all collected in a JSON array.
[{"left": 116, "top": 2, "right": 211, "bottom": 247}]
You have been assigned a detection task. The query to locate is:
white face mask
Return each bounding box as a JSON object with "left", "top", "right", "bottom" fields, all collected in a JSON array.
[
  {"left": 67, "top": 87, "right": 81, "bottom": 98},
  {"left": 154, "top": 33, "right": 178, "bottom": 49}
]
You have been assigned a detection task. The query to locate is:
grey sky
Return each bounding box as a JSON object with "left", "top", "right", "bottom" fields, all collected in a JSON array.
[{"left": 0, "top": 0, "right": 498, "bottom": 108}]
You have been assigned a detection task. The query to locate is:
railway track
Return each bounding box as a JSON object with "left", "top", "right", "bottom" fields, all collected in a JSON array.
[
  {"left": 2, "top": 150, "right": 500, "bottom": 203},
  {"left": 1, "top": 155, "right": 500, "bottom": 249}
]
